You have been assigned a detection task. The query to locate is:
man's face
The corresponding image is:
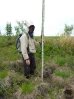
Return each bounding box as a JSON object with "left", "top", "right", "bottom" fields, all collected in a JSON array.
[{"left": 29, "top": 26, "right": 35, "bottom": 33}]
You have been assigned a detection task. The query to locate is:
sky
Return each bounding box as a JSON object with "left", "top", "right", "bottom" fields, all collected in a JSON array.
[{"left": 0, "top": 0, "right": 74, "bottom": 36}]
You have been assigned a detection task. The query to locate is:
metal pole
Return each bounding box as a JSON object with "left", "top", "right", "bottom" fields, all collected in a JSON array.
[{"left": 41, "top": 0, "right": 45, "bottom": 82}]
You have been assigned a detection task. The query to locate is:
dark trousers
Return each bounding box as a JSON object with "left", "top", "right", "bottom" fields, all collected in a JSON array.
[{"left": 23, "top": 53, "right": 36, "bottom": 77}]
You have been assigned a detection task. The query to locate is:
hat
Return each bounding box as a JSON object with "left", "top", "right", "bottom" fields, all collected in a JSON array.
[
  {"left": 25, "top": 20, "right": 34, "bottom": 27},
  {"left": 24, "top": 20, "right": 35, "bottom": 33}
]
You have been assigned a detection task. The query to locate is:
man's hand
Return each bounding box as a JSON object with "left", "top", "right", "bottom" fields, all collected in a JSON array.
[{"left": 26, "top": 59, "right": 30, "bottom": 65}]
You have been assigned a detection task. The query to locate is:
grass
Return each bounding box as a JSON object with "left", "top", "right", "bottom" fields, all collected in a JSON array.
[
  {"left": 54, "top": 71, "right": 70, "bottom": 79},
  {"left": 0, "top": 70, "right": 8, "bottom": 79},
  {"left": 54, "top": 68, "right": 73, "bottom": 79},
  {"left": 0, "top": 35, "right": 74, "bottom": 98},
  {"left": 44, "top": 36, "right": 74, "bottom": 56},
  {"left": 48, "top": 86, "right": 63, "bottom": 99},
  {"left": 0, "top": 36, "right": 21, "bottom": 61},
  {"left": 21, "top": 81, "right": 35, "bottom": 94},
  {"left": 53, "top": 56, "right": 66, "bottom": 66}
]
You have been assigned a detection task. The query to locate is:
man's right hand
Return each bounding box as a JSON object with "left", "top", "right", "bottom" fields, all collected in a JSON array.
[{"left": 25, "top": 59, "right": 30, "bottom": 65}]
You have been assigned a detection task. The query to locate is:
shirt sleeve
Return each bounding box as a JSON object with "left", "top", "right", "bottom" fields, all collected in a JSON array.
[{"left": 20, "top": 34, "right": 29, "bottom": 60}]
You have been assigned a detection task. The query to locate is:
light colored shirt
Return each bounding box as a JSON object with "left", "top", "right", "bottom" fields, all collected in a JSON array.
[{"left": 20, "top": 33, "right": 36, "bottom": 60}]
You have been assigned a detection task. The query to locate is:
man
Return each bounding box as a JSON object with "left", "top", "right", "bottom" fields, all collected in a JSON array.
[{"left": 20, "top": 24, "right": 36, "bottom": 78}]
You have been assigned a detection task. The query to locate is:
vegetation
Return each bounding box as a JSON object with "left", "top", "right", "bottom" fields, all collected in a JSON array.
[
  {"left": 6, "top": 23, "right": 12, "bottom": 36},
  {"left": 0, "top": 70, "right": 8, "bottom": 79},
  {"left": 64, "top": 24, "right": 73, "bottom": 36},
  {"left": 0, "top": 35, "right": 74, "bottom": 98},
  {"left": 14, "top": 21, "right": 29, "bottom": 35},
  {"left": 21, "top": 81, "right": 35, "bottom": 94}
]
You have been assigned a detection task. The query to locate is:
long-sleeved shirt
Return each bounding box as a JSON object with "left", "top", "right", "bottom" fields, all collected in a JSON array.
[{"left": 20, "top": 33, "right": 36, "bottom": 60}]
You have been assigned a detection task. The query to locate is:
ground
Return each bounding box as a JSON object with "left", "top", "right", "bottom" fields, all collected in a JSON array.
[{"left": 0, "top": 36, "right": 74, "bottom": 99}]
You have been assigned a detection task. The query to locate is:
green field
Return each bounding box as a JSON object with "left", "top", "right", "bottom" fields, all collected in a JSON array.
[{"left": 0, "top": 36, "right": 74, "bottom": 99}]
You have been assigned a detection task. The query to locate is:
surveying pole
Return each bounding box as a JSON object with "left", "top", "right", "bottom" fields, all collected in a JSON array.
[{"left": 41, "top": 0, "right": 45, "bottom": 82}]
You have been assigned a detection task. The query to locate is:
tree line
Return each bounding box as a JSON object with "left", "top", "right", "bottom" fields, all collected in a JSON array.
[
  {"left": 0, "top": 21, "right": 74, "bottom": 36},
  {"left": 0, "top": 21, "right": 28, "bottom": 36}
]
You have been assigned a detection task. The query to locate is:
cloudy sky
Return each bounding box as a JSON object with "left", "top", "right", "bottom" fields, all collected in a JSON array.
[{"left": 0, "top": 0, "right": 74, "bottom": 36}]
